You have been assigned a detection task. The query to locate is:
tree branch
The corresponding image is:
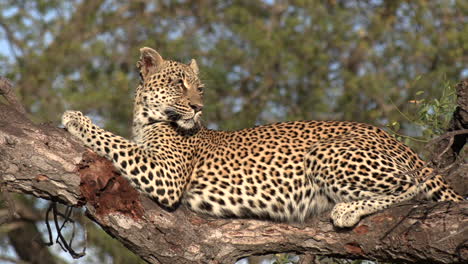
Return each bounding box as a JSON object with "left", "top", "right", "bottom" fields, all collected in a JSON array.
[
  {"left": 0, "top": 85, "right": 467, "bottom": 264},
  {"left": 0, "top": 77, "right": 26, "bottom": 115},
  {"left": 431, "top": 80, "right": 468, "bottom": 196}
]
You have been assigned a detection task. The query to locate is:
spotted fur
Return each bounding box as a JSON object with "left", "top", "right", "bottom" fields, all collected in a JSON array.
[{"left": 62, "top": 47, "right": 463, "bottom": 227}]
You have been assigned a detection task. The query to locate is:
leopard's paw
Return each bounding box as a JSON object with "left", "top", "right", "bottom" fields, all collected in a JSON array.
[
  {"left": 61, "top": 111, "right": 89, "bottom": 127},
  {"left": 330, "top": 202, "right": 362, "bottom": 228},
  {"left": 61, "top": 110, "right": 92, "bottom": 138}
]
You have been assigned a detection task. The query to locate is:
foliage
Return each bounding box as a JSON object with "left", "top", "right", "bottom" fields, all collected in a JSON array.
[
  {"left": 1, "top": 0, "right": 466, "bottom": 135},
  {"left": 272, "top": 253, "right": 299, "bottom": 264},
  {"left": 415, "top": 81, "right": 457, "bottom": 137},
  {"left": 387, "top": 79, "right": 457, "bottom": 149}
]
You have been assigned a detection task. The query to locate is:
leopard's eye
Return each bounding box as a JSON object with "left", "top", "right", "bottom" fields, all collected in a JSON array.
[
  {"left": 171, "top": 78, "right": 185, "bottom": 88},
  {"left": 197, "top": 84, "right": 205, "bottom": 93}
]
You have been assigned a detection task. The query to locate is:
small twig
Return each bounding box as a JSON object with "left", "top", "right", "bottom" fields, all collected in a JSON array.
[
  {"left": 433, "top": 135, "right": 455, "bottom": 162},
  {"left": 394, "top": 164, "right": 427, "bottom": 181},
  {"left": 52, "top": 204, "right": 67, "bottom": 252},
  {"left": 393, "top": 129, "right": 468, "bottom": 188},
  {"left": 45, "top": 204, "right": 54, "bottom": 246},
  {"left": 54, "top": 203, "right": 86, "bottom": 258},
  {"left": 69, "top": 216, "right": 77, "bottom": 248},
  {"left": 382, "top": 202, "right": 445, "bottom": 243},
  {"left": 44, "top": 203, "right": 86, "bottom": 258},
  {"left": 57, "top": 205, "right": 74, "bottom": 232},
  {"left": 388, "top": 128, "right": 429, "bottom": 143},
  {"left": 380, "top": 206, "right": 419, "bottom": 241},
  {"left": 58, "top": 206, "right": 79, "bottom": 249},
  {"left": 436, "top": 158, "right": 460, "bottom": 174},
  {"left": 0, "top": 77, "right": 27, "bottom": 115},
  {"left": 425, "top": 129, "right": 468, "bottom": 180},
  {"left": 426, "top": 129, "right": 468, "bottom": 151}
]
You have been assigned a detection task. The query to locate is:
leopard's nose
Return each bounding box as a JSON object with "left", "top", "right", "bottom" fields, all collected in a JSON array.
[{"left": 190, "top": 103, "right": 203, "bottom": 113}]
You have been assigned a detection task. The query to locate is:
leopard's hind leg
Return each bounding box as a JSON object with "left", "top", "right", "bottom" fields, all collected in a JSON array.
[{"left": 306, "top": 135, "right": 422, "bottom": 228}]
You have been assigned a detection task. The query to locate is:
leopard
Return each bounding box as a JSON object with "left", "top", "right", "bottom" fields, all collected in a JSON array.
[{"left": 62, "top": 47, "right": 464, "bottom": 228}]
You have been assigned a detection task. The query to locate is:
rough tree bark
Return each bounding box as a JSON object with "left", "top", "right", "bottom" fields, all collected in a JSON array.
[
  {"left": 432, "top": 80, "right": 468, "bottom": 197},
  {"left": 0, "top": 78, "right": 467, "bottom": 264}
]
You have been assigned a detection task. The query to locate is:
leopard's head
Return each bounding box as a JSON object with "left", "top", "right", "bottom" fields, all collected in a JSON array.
[{"left": 134, "top": 47, "right": 204, "bottom": 131}]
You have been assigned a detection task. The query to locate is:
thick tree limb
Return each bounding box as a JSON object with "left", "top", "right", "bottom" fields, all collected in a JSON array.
[
  {"left": 432, "top": 80, "right": 468, "bottom": 196},
  {"left": 0, "top": 198, "right": 58, "bottom": 264},
  {"left": 0, "top": 77, "right": 26, "bottom": 115},
  {"left": 7, "top": 217, "right": 59, "bottom": 264},
  {"left": 1, "top": 89, "right": 467, "bottom": 264}
]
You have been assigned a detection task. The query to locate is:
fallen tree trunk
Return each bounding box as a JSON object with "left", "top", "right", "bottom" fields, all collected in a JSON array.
[{"left": 0, "top": 79, "right": 467, "bottom": 264}]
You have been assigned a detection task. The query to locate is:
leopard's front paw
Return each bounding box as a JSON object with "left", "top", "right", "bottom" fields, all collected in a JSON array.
[
  {"left": 62, "top": 110, "right": 82, "bottom": 127},
  {"left": 61, "top": 110, "right": 91, "bottom": 132},
  {"left": 62, "top": 110, "right": 92, "bottom": 127}
]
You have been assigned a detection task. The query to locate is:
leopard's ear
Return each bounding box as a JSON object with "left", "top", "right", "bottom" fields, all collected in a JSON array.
[
  {"left": 189, "top": 59, "right": 199, "bottom": 75},
  {"left": 137, "top": 47, "right": 164, "bottom": 80}
]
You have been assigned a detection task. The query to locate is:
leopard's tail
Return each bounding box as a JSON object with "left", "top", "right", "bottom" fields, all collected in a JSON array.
[{"left": 419, "top": 168, "right": 464, "bottom": 202}]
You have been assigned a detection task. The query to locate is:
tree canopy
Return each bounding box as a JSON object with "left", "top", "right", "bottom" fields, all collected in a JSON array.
[{"left": 1, "top": 0, "right": 466, "bottom": 134}]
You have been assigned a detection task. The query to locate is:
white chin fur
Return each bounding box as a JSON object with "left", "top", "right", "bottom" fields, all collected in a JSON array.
[
  {"left": 176, "top": 112, "right": 201, "bottom": 130},
  {"left": 177, "top": 119, "right": 196, "bottom": 130}
]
